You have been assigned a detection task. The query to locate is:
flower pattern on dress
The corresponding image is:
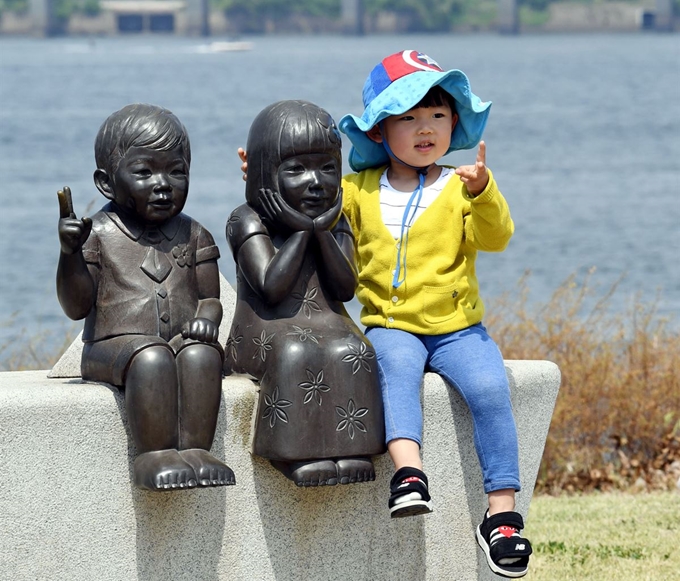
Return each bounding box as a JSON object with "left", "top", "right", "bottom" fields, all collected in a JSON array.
[
  {"left": 341, "top": 342, "right": 375, "bottom": 374},
  {"left": 336, "top": 399, "right": 368, "bottom": 440},
  {"left": 291, "top": 286, "right": 322, "bottom": 319},
  {"left": 172, "top": 243, "right": 193, "bottom": 267},
  {"left": 286, "top": 325, "right": 320, "bottom": 344},
  {"left": 299, "top": 368, "right": 331, "bottom": 405},
  {"left": 262, "top": 386, "right": 292, "bottom": 428},
  {"left": 252, "top": 330, "right": 275, "bottom": 361},
  {"left": 226, "top": 325, "right": 243, "bottom": 362}
]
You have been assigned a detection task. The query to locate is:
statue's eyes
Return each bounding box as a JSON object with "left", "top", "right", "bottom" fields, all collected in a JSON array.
[
  {"left": 321, "top": 163, "right": 336, "bottom": 173},
  {"left": 133, "top": 168, "right": 152, "bottom": 178},
  {"left": 284, "top": 165, "right": 305, "bottom": 174}
]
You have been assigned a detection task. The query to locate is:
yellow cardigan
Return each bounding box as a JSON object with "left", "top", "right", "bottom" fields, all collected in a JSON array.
[{"left": 342, "top": 166, "right": 514, "bottom": 335}]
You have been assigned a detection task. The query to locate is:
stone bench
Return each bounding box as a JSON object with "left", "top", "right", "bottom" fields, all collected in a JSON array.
[{"left": 0, "top": 278, "right": 560, "bottom": 580}]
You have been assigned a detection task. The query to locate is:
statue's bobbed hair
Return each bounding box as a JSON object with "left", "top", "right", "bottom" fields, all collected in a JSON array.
[
  {"left": 94, "top": 103, "right": 191, "bottom": 174},
  {"left": 245, "top": 100, "right": 342, "bottom": 208}
]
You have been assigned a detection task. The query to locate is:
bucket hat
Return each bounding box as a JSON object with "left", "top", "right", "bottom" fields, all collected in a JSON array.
[{"left": 339, "top": 50, "right": 492, "bottom": 172}]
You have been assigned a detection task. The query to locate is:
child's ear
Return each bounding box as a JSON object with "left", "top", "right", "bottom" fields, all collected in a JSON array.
[
  {"left": 451, "top": 113, "right": 459, "bottom": 131},
  {"left": 94, "top": 169, "right": 115, "bottom": 201},
  {"left": 366, "top": 125, "right": 383, "bottom": 144}
]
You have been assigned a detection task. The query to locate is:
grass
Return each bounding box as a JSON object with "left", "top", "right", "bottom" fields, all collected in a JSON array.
[{"left": 526, "top": 491, "right": 679, "bottom": 580}]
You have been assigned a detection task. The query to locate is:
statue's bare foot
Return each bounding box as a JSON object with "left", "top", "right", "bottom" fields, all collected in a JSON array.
[
  {"left": 336, "top": 457, "right": 375, "bottom": 485},
  {"left": 133, "top": 449, "right": 198, "bottom": 491},
  {"left": 270, "top": 459, "right": 338, "bottom": 487},
  {"left": 179, "top": 448, "right": 236, "bottom": 487}
]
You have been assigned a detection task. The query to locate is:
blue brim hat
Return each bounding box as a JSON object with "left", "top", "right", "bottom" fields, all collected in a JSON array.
[{"left": 339, "top": 50, "right": 492, "bottom": 172}]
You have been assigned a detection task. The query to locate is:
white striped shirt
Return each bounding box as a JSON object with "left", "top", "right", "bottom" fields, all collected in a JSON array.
[{"left": 379, "top": 167, "right": 454, "bottom": 239}]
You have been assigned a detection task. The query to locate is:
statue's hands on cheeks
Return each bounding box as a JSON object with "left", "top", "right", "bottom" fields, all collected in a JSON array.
[
  {"left": 258, "top": 188, "right": 314, "bottom": 233},
  {"left": 312, "top": 189, "right": 343, "bottom": 233},
  {"left": 182, "top": 317, "right": 219, "bottom": 344},
  {"left": 57, "top": 186, "right": 92, "bottom": 254},
  {"left": 454, "top": 141, "right": 489, "bottom": 197}
]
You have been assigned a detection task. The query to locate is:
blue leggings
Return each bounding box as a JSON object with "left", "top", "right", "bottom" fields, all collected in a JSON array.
[{"left": 365, "top": 324, "right": 520, "bottom": 494}]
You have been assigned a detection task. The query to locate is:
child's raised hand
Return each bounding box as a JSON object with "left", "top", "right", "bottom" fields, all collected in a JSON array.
[
  {"left": 258, "top": 188, "right": 314, "bottom": 233},
  {"left": 57, "top": 186, "right": 92, "bottom": 254},
  {"left": 238, "top": 147, "right": 248, "bottom": 181},
  {"left": 454, "top": 141, "right": 489, "bottom": 197},
  {"left": 182, "top": 317, "right": 219, "bottom": 344}
]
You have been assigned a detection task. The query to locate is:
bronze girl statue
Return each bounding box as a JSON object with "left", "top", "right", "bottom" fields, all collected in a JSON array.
[{"left": 224, "top": 100, "right": 385, "bottom": 486}]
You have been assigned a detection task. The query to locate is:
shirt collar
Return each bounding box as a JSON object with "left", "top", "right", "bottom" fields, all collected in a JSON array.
[{"left": 103, "top": 202, "right": 181, "bottom": 241}]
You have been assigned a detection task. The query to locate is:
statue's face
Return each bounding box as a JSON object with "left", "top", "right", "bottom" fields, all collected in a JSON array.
[
  {"left": 277, "top": 153, "right": 340, "bottom": 218},
  {"left": 112, "top": 145, "right": 189, "bottom": 224}
]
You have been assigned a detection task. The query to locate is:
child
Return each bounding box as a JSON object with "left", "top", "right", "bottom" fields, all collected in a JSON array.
[
  {"left": 336, "top": 50, "right": 533, "bottom": 578},
  {"left": 56, "top": 103, "right": 235, "bottom": 492},
  {"left": 225, "top": 100, "right": 385, "bottom": 487}
]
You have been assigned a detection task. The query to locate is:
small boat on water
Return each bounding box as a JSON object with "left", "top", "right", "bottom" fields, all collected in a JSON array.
[{"left": 200, "top": 41, "right": 254, "bottom": 53}]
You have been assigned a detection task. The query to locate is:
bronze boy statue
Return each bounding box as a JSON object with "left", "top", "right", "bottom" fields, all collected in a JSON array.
[
  {"left": 56, "top": 103, "right": 235, "bottom": 492},
  {"left": 224, "top": 100, "right": 385, "bottom": 487}
]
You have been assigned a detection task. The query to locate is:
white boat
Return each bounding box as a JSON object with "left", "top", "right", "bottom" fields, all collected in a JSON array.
[{"left": 205, "top": 41, "right": 254, "bottom": 52}]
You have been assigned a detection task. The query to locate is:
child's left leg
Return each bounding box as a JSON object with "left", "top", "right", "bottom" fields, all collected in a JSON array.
[
  {"left": 176, "top": 343, "right": 235, "bottom": 487},
  {"left": 426, "top": 323, "right": 532, "bottom": 577},
  {"left": 366, "top": 327, "right": 433, "bottom": 517}
]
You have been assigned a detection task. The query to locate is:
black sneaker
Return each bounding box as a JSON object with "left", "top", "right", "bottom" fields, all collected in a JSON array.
[
  {"left": 388, "top": 467, "right": 433, "bottom": 518},
  {"left": 476, "top": 510, "right": 532, "bottom": 578}
]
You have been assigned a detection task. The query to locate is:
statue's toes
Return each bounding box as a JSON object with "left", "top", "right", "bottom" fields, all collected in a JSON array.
[{"left": 336, "top": 457, "right": 375, "bottom": 485}]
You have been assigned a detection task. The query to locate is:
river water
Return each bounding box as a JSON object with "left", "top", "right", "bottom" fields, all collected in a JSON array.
[{"left": 0, "top": 32, "right": 678, "bottom": 361}]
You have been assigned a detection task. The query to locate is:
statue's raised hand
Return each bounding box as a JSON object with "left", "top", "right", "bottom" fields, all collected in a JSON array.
[
  {"left": 57, "top": 186, "right": 92, "bottom": 254},
  {"left": 312, "top": 189, "right": 343, "bottom": 233},
  {"left": 258, "top": 188, "right": 314, "bottom": 233}
]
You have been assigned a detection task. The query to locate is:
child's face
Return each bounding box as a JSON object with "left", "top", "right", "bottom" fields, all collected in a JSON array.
[
  {"left": 374, "top": 103, "right": 458, "bottom": 169},
  {"left": 277, "top": 153, "right": 340, "bottom": 218},
  {"left": 112, "top": 145, "right": 189, "bottom": 224}
]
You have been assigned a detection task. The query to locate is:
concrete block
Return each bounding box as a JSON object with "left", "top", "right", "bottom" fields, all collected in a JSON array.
[
  {"left": 0, "top": 360, "right": 559, "bottom": 581},
  {"left": 11, "top": 274, "right": 560, "bottom": 579}
]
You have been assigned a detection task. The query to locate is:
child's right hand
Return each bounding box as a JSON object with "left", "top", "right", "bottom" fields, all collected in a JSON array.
[
  {"left": 57, "top": 186, "right": 92, "bottom": 254},
  {"left": 238, "top": 147, "right": 248, "bottom": 181}
]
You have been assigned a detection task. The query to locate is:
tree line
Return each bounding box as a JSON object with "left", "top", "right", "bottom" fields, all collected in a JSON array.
[{"left": 0, "top": 0, "right": 677, "bottom": 31}]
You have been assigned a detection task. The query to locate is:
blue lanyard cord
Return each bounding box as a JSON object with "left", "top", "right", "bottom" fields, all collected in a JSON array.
[
  {"left": 380, "top": 129, "right": 430, "bottom": 289},
  {"left": 392, "top": 170, "right": 426, "bottom": 288}
]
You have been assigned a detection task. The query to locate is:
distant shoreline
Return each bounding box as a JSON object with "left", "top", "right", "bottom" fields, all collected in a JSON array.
[{"left": 1, "top": 3, "right": 677, "bottom": 37}]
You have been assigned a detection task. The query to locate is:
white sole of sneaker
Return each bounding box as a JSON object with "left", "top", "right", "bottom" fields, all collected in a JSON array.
[
  {"left": 475, "top": 525, "right": 529, "bottom": 578},
  {"left": 389, "top": 499, "right": 434, "bottom": 518}
]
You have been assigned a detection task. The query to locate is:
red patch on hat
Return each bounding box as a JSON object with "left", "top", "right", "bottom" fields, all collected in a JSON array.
[{"left": 382, "top": 50, "right": 443, "bottom": 82}]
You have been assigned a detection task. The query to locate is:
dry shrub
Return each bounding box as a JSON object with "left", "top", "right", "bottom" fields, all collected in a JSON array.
[
  {"left": 0, "top": 316, "right": 79, "bottom": 372},
  {"left": 485, "top": 268, "right": 680, "bottom": 494}
]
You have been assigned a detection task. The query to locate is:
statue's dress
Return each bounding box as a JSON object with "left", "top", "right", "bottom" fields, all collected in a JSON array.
[{"left": 225, "top": 204, "right": 385, "bottom": 461}]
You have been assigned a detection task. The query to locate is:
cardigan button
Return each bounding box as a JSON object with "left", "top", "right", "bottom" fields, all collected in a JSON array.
[
  {"left": 391, "top": 296, "right": 398, "bottom": 303},
  {"left": 388, "top": 317, "right": 394, "bottom": 323}
]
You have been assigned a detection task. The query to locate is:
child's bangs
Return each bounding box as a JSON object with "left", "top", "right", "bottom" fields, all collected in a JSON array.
[{"left": 414, "top": 86, "right": 456, "bottom": 112}]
